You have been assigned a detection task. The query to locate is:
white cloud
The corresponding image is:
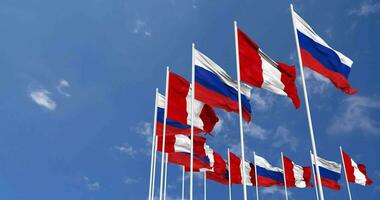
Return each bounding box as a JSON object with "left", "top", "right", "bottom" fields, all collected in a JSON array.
[
  {"left": 251, "top": 92, "right": 275, "bottom": 111},
  {"left": 136, "top": 122, "right": 153, "bottom": 143},
  {"left": 114, "top": 143, "right": 137, "bottom": 157},
  {"left": 29, "top": 89, "right": 57, "bottom": 111},
  {"left": 83, "top": 176, "right": 100, "bottom": 191},
  {"left": 56, "top": 79, "right": 71, "bottom": 97},
  {"left": 349, "top": 1, "right": 380, "bottom": 16},
  {"left": 328, "top": 96, "right": 380, "bottom": 135},
  {"left": 124, "top": 176, "right": 140, "bottom": 184},
  {"left": 301, "top": 68, "right": 330, "bottom": 94},
  {"left": 244, "top": 123, "right": 269, "bottom": 140},
  {"left": 272, "top": 126, "right": 298, "bottom": 152},
  {"left": 213, "top": 119, "right": 223, "bottom": 134},
  {"left": 132, "top": 20, "right": 151, "bottom": 36},
  {"left": 261, "top": 187, "right": 291, "bottom": 197}
]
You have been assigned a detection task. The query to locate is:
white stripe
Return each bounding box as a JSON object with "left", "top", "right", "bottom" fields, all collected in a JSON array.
[
  {"left": 311, "top": 154, "right": 341, "bottom": 174},
  {"left": 194, "top": 49, "right": 252, "bottom": 98},
  {"left": 200, "top": 145, "right": 215, "bottom": 172},
  {"left": 350, "top": 158, "right": 367, "bottom": 186},
  {"left": 174, "top": 134, "right": 191, "bottom": 153},
  {"left": 186, "top": 85, "right": 205, "bottom": 130},
  {"left": 292, "top": 163, "right": 307, "bottom": 188},
  {"left": 157, "top": 93, "right": 166, "bottom": 109},
  {"left": 240, "top": 160, "right": 253, "bottom": 186},
  {"left": 292, "top": 10, "right": 353, "bottom": 68},
  {"left": 254, "top": 154, "right": 283, "bottom": 172},
  {"left": 259, "top": 50, "right": 287, "bottom": 96}
]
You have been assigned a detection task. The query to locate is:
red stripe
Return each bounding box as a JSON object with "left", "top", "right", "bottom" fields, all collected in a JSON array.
[
  {"left": 320, "top": 177, "right": 341, "bottom": 190},
  {"left": 257, "top": 176, "right": 284, "bottom": 187},
  {"left": 167, "top": 72, "right": 191, "bottom": 125},
  {"left": 195, "top": 82, "right": 251, "bottom": 122},
  {"left": 302, "top": 166, "right": 313, "bottom": 187},
  {"left": 358, "top": 164, "right": 373, "bottom": 185},
  {"left": 229, "top": 152, "right": 243, "bottom": 184},
  {"left": 168, "top": 152, "right": 211, "bottom": 171},
  {"left": 249, "top": 163, "right": 257, "bottom": 186},
  {"left": 283, "top": 156, "right": 296, "bottom": 187},
  {"left": 199, "top": 103, "right": 219, "bottom": 133},
  {"left": 300, "top": 48, "right": 357, "bottom": 94},
  {"left": 206, "top": 171, "right": 229, "bottom": 185},
  {"left": 342, "top": 151, "right": 356, "bottom": 183},
  {"left": 278, "top": 63, "right": 301, "bottom": 109}
]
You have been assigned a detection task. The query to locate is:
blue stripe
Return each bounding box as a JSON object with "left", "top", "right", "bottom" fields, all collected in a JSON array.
[
  {"left": 317, "top": 166, "right": 341, "bottom": 182},
  {"left": 157, "top": 107, "right": 190, "bottom": 129},
  {"left": 256, "top": 166, "right": 284, "bottom": 183},
  {"left": 297, "top": 31, "right": 351, "bottom": 78},
  {"left": 195, "top": 66, "right": 252, "bottom": 113}
]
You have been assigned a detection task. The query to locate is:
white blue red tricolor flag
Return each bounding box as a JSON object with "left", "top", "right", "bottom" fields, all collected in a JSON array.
[
  {"left": 311, "top": 153, "right": 342, "bottom": 190},
  {"left": 254, "top": 154, "right": 284, "bottom": 187},
  {"left": 293, "top": 10, "right": 357, "bottom": 94}
]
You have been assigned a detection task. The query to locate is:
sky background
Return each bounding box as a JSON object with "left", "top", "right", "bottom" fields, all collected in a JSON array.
[{"left": 0, "top": 0, "right": 380, "bottom": 199}]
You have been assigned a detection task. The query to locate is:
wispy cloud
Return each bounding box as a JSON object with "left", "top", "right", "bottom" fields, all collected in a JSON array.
[
  {"left": 261, "top": 187, "right": 291, "bottom": 197},
  {"left": 301, "top": 68, "right": 331, "bottom": 94},
  {"left": 132, "top": 20, "right": 151, "bottom": 36},
  {"left": 113, "top": 143, "right": 137, "bottom": 157},
  {"left": 123, "top": 176, "right": 141, "bottom": 184},
  {"left": 56, "top": 79, "right": 71, "bottom": 97},
  {"left": 328, "top": 96, "right": 380, "bottom": 135},
  {"left": 29, "top": 89, "right": 57, "bottom": 111},
  {"left": 251, "top": 92, "right": 275, "bottom": 111},
  {"left": 136, "top": 122, "right": 153, "bottom": 143},
  {"left": 213, "top": 119, "right": 223, "bottom": 134},
  {"left": 83, "top": 176, "right": 100, "bottom": 191},
  {"left": 244, "top": 123, "right": 269, "bottom": 140},
  {"left": 349, "top": 1, "right": 380, "bottom": 16},
  {"left": 272, "top": 126, "right": 298, "bottom": 152}
]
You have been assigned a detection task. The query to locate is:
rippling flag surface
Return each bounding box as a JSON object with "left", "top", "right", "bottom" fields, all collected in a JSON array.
[
  {"left": 293, "top": 10, "right": 357, "bottom": 94},
  {"left": 254, "top": 154, "right": 284, "bottom": 187},
  {"left": 342, "top": 150, "right": 373, "bottom": 186},
  {"left": 237, "top": 28, "right": 300, "bottom": 108},
  {"left": 311, "top": 154, "right": 342, "bottom": 190},
  {"left": 229, "top": 152, "right": 255, "bottom": 185},
  {"left": 283, "top": 155, "right": 312, "bottom": 188},
  {"left": 194, "top": 48, "right": 252, "bottom": 122}
]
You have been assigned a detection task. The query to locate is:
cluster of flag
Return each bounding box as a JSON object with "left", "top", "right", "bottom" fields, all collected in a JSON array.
[{"left": 147, "top": 5, "right": 372, "bottom": 200}]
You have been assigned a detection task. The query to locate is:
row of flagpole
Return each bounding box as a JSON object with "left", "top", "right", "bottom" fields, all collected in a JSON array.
[{"left": 146, "top": 4, "right": 360, "bottom": 200}]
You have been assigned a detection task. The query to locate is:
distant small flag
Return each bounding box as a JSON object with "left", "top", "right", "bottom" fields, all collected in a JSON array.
[
  {"left": 194, "top": 48, "right": 252, "bottom": 122},
  {"left": 237, "top": 28, "right": 300, "bottom": 108},
  {"left": 292, "top": 10, "right": 357, "bottom": 94},
  {"left": 229, "top": 152, "right": 255, "bottom": 185},
  {"left": 342, "top": 150, "right": 373, "bottom": 186},
  {"left": 167, "top": 72, "right": 219, "bottom": 134},
  {"left": 311, "top": 153, "right": 342, "bottom": 190},
  {"left": 254, "top": 154, "right": 284, "bottom": 187},
  {"left": 282, "top": 155, "right": 312, "bottom": 188}
]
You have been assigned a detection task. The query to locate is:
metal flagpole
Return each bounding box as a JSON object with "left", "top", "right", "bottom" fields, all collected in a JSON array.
[
  {"left": 233, "top": 20, "right": 248, "bottom": 200},
  {"left": 253, "top": 152, "right": 259, "bottom": 200},
  {"left": 340, "top": 146, "right": 353, "bottom": 200},
  {"left": 148, "top": 89, "right": 159, "bottom": 200},
  {"left": 159, "top": 67, "right": 170, "bottom": 200},
  {"left": 310, "top": 151, "right": 320, "bottom": 200},
  {"left": 152, "top": 135, "right": 158, "bottom": 200},
  {"left": 228, "top": 148, "right": 232, "bottom": 200},
  {"left": 190, "top": 43, "right": 195, "bottom": 200},
  {"left": 281, "top": 152, "right": 289, "bottom": 200},
  {"left": 290, "top": 4, "right": 325, "bottom": 200},
  {"left": 182, "top": 166, "right": 185, "bottom": 200},
  {"left": 164, "top": 154, "right": 168, "bottom": 200},
  {"left": 204, "top": 172, "right": 207, "bottom": 200}
]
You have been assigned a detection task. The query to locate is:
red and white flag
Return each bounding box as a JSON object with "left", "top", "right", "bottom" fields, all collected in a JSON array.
[
  {"left": 237, "top": 28, "right": 300, "bottom": 108},
  {"left": 229, "top": 152, "right": 255, "bottom": 185},
  {"left": 157, "top": 134, "right": 207, "bottom": 156},
  {"left": 283, "top": 155, "right": 312, "bottom": 188},
  {"left": 342, "top": 150, "right": 373, "bottom": 186}
]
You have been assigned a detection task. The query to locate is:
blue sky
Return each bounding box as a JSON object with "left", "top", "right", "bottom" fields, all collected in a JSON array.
[{"left": 0, "top": 0, "right": 380, "bottom": 199}]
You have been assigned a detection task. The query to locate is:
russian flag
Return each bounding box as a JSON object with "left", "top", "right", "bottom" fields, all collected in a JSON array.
[
  {"left": 167, "top": 72, "right": 219, "bottom": 134},
  {"left": 342, "top": 149, "right": 373, "bottom": 186},
  {"left": 194, "top": 49, "right": 252, "bottom": 122},
  {"left": 311, "top": 154, "right": 342, "bottom": 190},
  {"left": 237, "top": 28, "right": 301, "bottom": 109},
  {"left": 155, "top": 92, "right": 203, "bottom": 136},
  {"left": 293, "top": 10, "right": 357, "bottom": 94},
  {"left": 254, "top": 154, "right": 284, "bottom": 187},
  {"left": 283, "top": 155, "right": 312, "bottom": 188},
  {"left": 229, "top": 152, "right": 255, "bottom": 186}
]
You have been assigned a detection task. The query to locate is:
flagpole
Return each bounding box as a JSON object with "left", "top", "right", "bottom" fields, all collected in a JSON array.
[
  {"left": 152, "top": 135, "right": 158, "bottom": 200},
  {"left": 310, "top": 151, "right": 320, "bottom": 200},
  {"left": 190, "top": 42, "right": 195, "bottom": 200},
  {"left": 148, "top": 89, "right": 159, "bottom": 200},
  {"left": 340, "top": 146, "right": 353, "bottom": 200},
  {"left": 253, "top": 152, "right": 259, "bottom": 200},
  {"left": 234, "top": 20, "right": 248, "bottom": 200},
  {"left": 290, "top": 4, "right": 324, "bottom": 200},
  {"left": 204, "top": 171, "right": 207, "bottom": 200},
  {"left": 281, "top": 152, "right": 289, "bottom": 200},
  {"left": 228, "top": 148, "right": 232, "bottom": 200},
  {"left": 182, "top": 166, "right": 185, "bottom": 200},
  {"left": 164, "top": 154, "right": 168, "bottom": 200},
  {"left": 159, "top": 67, "right": 170, "bottom": 200}
]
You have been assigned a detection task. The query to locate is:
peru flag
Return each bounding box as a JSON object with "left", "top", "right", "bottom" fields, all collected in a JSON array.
[
  {"left": 293, "top": 10, "right": 357, "bottom": 94},
  {"left": 155, "top": 93, "right": 203, "bottom": 136},
  {"left": 283, "top": 155, "right": 312, "bottom": 188},
  {"left": 168, "top": 152, "right": 213, "bottom": 172},
  {"left": 254, "top": 154, "right": 284, "bottom": 187},
  {"left": 342, "top": 150, "right": 373, "bottom": 186},
  {"left": 167, "top": 72, "right": 219, "bottom": 134},
  {"left": 311, "top": 154, "right": 342, "bottom": 190},
  {"left": 206, "top": 151, "right": 229, "bottom": 184},
  {"left": 237, "top": 28, "right": 300, "bottom": 108},
  {"left": 229, "top": 152, "right": 255, "bottom": 186},
  {"left": 194, "top": 48, "right": 252, "bottom": 122},
  {"left": 157, "top": 134, "right": 207, "bottom": 156}
]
